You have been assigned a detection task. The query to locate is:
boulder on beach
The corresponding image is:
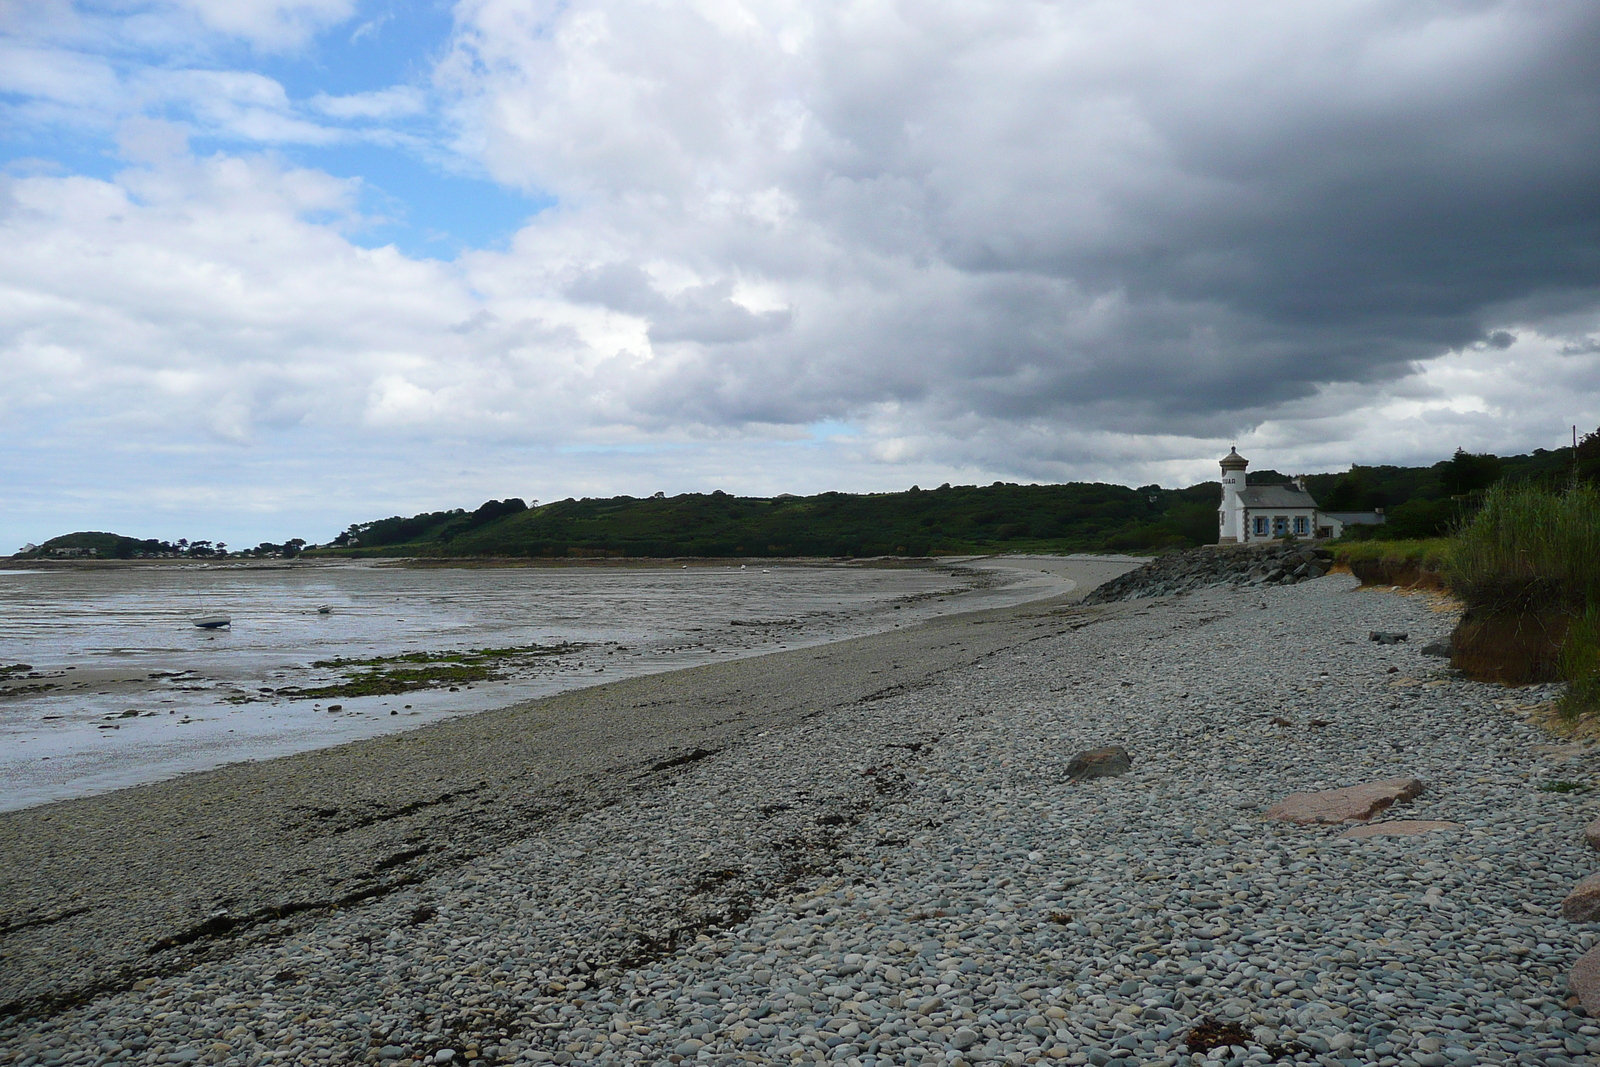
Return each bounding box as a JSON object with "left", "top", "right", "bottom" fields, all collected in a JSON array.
[
  {"left": 1571, "top": 945, "right": 1600, "bottom": 1016},
  {"left": 1587, "top": 817, "right": 1600, "bottom": 852},
  {"left": 1066, "top": 745, "right": 1132, "bottom": 781},
  {"left": 1561, "top": 872, "right": 1600, "bottom": 922},
  {"left": 1265, "top": 777, "right": 1425, "bottom": 824}
]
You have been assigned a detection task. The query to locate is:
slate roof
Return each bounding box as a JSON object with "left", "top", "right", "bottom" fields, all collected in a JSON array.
[{"left": 1237, "top": 485, "right": 1319, "bottom": 509}]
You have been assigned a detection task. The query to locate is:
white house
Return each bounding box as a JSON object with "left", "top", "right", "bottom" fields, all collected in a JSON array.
[{"left": 1217, "top": 448, "right": 1350, "bottom": 543}]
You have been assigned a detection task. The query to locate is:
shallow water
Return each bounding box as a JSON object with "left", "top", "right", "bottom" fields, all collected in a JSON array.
[{"left": 0, "top": 558, "right": 1075, "bottom": 810}]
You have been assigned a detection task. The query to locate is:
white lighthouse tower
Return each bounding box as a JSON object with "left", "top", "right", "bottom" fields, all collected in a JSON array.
[{"left": 1218, "top": 447, "right": 1248, "bottom": 544}]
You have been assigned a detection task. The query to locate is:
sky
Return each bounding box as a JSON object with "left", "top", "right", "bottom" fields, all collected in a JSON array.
[{"left": 2, "top": 0, "right": 1598, "bottom": 550}]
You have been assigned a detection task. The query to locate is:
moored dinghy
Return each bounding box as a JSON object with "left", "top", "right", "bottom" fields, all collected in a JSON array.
[{"left": 191, "top": 615, "right": 232, "bottom": 629}]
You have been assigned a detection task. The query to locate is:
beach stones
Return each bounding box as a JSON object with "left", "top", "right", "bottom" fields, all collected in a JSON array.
[
  {"left": 1586, "top": 817, "right": 1600, "bottom": 851},
  {"left": 1338, "top": 820, "right": 1462, "bottom": 839},
  {"left": 1265, "top": 777, "right": 1424, "bottom": 824},
  {"left": 1066, "top": 746, "right": 1132, "bottom": 781},
  {"left": 3, "top": 573, "right": 1579, "bottom": 1067},
  {"left": 1560, "top": 872, "right": 1600, "bottom": 921},
  {"left": 951, "top": 1028, "right": 981, "bottom": 1051},
  {"left": 1084, "top": 542, "right": 1334, "bottom": 602},
  {"left": 1369, "top": 631, "right": 1409, "bottom": 644}
]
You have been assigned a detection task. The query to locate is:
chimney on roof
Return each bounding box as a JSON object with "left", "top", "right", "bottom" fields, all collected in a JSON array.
[{"left": 1294, "top": 475, "right": 1306, "bottom": 491}]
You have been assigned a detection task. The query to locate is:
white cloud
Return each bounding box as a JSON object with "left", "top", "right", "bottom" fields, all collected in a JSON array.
[
  {"left": 135, "top": 68, "right": 345, "bottom": 143},
  {"left": 170, "top": 0, "right": 359, "bottom": 50},
  {"left": 311, "top": 86, "right": 428, "bottom": 121},
  {"left": 0, "top": 4, "right": 421, "bottom": 149},
  {"left": 0, "top": 41, "right": 121, "bottom": 110},
  {"left": 428, "top": 0, "right": 1600, "bottom": 439}
]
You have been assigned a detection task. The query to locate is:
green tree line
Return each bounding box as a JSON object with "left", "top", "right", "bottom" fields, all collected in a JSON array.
[{"left": 308, "top": 428, "right": 1599, "bottom": 558}]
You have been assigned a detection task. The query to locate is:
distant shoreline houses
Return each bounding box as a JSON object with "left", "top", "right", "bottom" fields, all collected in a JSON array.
[
  {"left": 13, "top": 536, "right": 306, "bottom": 560},
  {"left": 1217, "top": 448, "right": 1384, "bottom": 543}
]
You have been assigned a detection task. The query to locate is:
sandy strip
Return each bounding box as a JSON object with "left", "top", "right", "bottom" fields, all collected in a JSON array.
[{"left": 0, "top": 558, "right": 1137, "bottom": 1019}]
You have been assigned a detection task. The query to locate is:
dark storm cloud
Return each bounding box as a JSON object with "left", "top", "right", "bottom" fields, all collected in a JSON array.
[{"left": 458, "top": 0, "right": 1600, "bottom": 437}]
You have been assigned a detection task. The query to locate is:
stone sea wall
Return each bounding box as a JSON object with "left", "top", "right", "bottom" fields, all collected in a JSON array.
[{"left": 1083, "top": 543, "right": 1335, "bottom": 604}]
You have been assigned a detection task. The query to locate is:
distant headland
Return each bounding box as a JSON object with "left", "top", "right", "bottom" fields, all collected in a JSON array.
[{"left": 13, "top": 433, "right": 1596, "bottom": 561}]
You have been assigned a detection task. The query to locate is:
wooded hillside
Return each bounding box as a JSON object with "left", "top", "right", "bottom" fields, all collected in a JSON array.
[{"left": 310, "top": 432, "right": 1595, "bottom": 558}]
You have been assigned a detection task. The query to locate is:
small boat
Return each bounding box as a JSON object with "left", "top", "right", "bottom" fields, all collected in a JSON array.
[
  {"left": 316, "top": 605, "right": 333, "bottom": 614},
  {"left": 192, "top": 615, "right": 232, "bottom": 629}
]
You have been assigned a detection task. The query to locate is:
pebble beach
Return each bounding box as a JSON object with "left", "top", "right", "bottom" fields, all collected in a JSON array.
[{"left": 4, "top": 568, "right": 1599, "bottom": 1067}]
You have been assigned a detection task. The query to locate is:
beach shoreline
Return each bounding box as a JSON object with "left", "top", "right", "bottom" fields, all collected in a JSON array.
[
  {"left": 0, "top": 556, "right": 1135, "bottom": 1019},
  {"left": 0, "top": 555, "right": 1135, "bottom": 813},
  {"left": 4, "top": 570, "right": 1596, "bottom": 1067}
]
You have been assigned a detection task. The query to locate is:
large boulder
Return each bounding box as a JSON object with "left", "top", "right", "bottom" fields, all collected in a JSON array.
[
  {"left": 1067, "top": 746, "right": 1132, "bottom": 781},
  {"left": 1571, "top": 945, "right": 1600, "bottom": 1015},
  {"left": 1265, "top": 777, "right": 1425, "bottom": 825},
  {"left": 1562, "top": 872, "right": 1600, "bottom": 922}
]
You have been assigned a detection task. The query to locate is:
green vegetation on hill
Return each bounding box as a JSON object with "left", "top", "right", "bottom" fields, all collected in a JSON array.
[
  {"left": 327, "top": 499, "right": 529, "bottom": 550},
  {"left": 311, "top": 432, "right": 1597, "bottom": 560},
  {"left": 1297, "top": 440, "right": 1587, "bottom": 541},
  {"left": 316, "top": 481, "right": 1224, "bottom": 559},
  {"left": 21, "top": 430, "right": 1597, "bottom": 562}
]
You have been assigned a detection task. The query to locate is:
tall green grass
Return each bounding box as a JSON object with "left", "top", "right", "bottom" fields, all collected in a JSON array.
[
  {"left": 1447, "top": 482, "right": 1600, "bottom": 613},
  {"left": 1559, "top": 608, "right": 1600, "bottom": 716},
  {"left": 1448, "top": 482, "right": 1600, "bottom": 716}
]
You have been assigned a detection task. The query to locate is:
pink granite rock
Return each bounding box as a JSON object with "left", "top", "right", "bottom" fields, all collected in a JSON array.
[
  {"left": 1338, "top": 820, "right": 1462, "bottom": 839},
  {"left": 1585, "top": 817, "right": 1600, "bottom": 852},
  {"left": 1265, "top": 777, "right": 1424, "bottom": 825},
  {"left": 1066, "top": 746, "right": 1132, "bottom": 781},
  {"left": 1562, "top": 872, "right": 1600, "bottom": 922},
  {"left": 1572, "top": 944, "right": 1600, "bottom": 1016}
]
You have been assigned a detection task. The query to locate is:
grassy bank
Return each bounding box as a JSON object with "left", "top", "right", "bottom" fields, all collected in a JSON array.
[
  {"left": 1449, "top": 483, "right": 1600, "bottom": 612},
  {"left": 1445, "top": 483, "right": 1600, "bottom": 714},
  {"left": 1331, "top": 538, "right": 1452, "bottom": 587}
]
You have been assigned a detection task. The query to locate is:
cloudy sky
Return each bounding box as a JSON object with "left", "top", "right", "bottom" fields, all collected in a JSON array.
[{"left": 2, "top": 0, "right": 1598, "bottom": 549}]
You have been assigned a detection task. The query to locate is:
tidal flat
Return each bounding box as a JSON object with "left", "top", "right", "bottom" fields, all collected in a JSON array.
[{"left": 0, "top": 555, "right": 1113, "bottom": 811}]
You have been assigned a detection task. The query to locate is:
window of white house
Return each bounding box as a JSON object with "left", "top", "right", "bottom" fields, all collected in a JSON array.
[
  {"left": 1253, "top": 516, "right": 1268, "bottom": 536},
  {"left": 1272, "top": 516, "right": 1287, "bottom": 537},
  {"left": 1294, "top": 516, "right": 1308, "bottom": 535}
]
